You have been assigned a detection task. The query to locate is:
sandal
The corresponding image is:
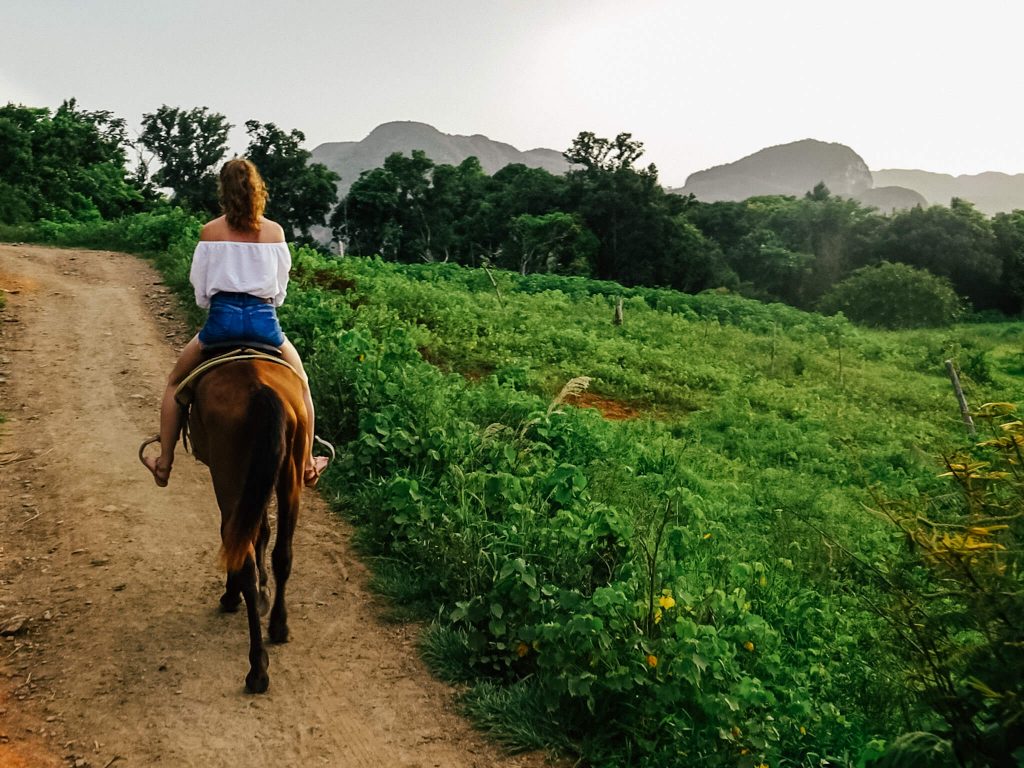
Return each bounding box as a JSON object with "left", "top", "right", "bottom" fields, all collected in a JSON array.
[
  {"left": 138, "top": 435, "right": 172, "bottom": 487},
  {"left": 303, "top": 436, "right": 335, "bottom": 488}
]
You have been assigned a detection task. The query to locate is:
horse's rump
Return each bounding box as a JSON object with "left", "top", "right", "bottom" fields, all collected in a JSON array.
[{"left": 188, "top": 360, "right": 306, "bottom": 571}]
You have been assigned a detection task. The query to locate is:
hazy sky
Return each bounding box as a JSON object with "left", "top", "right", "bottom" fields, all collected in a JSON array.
[{"left": 4, "top": 0, "right": 1023, "bottom": 187}]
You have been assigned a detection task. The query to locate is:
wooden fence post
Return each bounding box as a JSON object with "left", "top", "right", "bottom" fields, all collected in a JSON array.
[
  {"left": 945, "top": 359, "right": 976, "bottom": 437},
  {"left": 613, "top": 298, "right": 623, "bottom": 326}
]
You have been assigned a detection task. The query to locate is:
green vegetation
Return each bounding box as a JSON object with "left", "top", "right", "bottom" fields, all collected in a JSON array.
[
  {"left": 0, "top": 100, "right": 146, "bottom": 223},
  {"left": 820, "top": 262, "right": 963, "bottom": 329},
  {"left": 5, "top": 98, "right": 1024, "bottom": 324},
  {"left": 4, "top": 95, "right": 1024, "bottom": 764},
  {"left": 337, "top": 144, "right": 1024, "bottom": 321},
  {"left": 6, "top": 212, "right": 1022, "bottom": 766}
]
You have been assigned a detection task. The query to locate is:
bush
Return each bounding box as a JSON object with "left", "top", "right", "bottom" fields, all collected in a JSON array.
[{"left": 819, "top": 262, "right": 962, "bottom": 329}]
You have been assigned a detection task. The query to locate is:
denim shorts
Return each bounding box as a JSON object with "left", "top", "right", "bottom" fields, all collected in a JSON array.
[{"left": 198, "top": 292, "right": 286, "bottom": 348}]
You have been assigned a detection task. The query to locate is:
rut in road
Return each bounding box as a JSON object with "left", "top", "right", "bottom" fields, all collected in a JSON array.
[{"left": 0, "top": 244, "right": 549, "bottom": 768}]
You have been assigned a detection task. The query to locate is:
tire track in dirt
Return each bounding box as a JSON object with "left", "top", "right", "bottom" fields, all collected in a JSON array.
[{"left": 0, "top": 244, "right": 549, "bottom": 768}]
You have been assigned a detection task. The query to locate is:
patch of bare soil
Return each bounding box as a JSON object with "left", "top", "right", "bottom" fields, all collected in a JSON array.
[
  {"left": 0, "top": 244, "right": 552, "bottom": 768},
  {"left": 567, "top": 391, "right": 642, "bottom": 420}
]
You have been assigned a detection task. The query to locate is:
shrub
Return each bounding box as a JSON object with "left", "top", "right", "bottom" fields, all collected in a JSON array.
[{"left": 819, "top": 262, "right": 962, "bottom": 329}]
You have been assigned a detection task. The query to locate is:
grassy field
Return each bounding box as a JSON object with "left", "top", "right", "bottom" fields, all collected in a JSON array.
[{"left": 5, "top": 214, "right": 1022, "bottom": 766}]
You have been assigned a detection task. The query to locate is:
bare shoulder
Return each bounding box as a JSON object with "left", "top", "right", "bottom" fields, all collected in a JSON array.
[
  {"left": 200, "top": 217, "right": 228, "bottom": 241},
  {"left": 258, "top": 218, "right": 286, "bottom": 243}
]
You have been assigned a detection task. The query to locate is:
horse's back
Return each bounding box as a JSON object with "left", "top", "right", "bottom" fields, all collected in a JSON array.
[{"left": 189, "top": 360, "right": 307, "bottom": 503}]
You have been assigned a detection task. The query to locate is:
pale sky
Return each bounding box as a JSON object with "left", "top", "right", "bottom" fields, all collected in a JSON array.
[{"left": 4, "top": 0, "right": 1023, "bottom": 187}]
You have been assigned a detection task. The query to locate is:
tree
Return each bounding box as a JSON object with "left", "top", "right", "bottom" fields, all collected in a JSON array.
[
  {"left": 243, "top": 120, "right": 339, "bottom": 242},
  {"left": 991, "top": 210, "right": 1024, "bottom": 315},
  {"left": 139, "top": 105, "right": 231, "bottom": 215},
  {"left": 819, "top": 261, "right": 961, "bottom": 329},
  {"left": 562, "top": 131, "right": 729, "bottom": 290},
  {"left": 868, "top": 200, "right": 1001, "bottom": 310},
  {"left": 728, "top": 228, "right": 813, "bottom": 304},
  {"left": 564, "top": 131, "right": 647, "bottom": 172},
  {"left": 0, "top": 99, "right": 143, "bottom": 223},
  {"left": 333, "top": 151, "right": 435, "bottom": 260},
  {"left": 501, "top": 212, "right": 597, "bottom": 275}
]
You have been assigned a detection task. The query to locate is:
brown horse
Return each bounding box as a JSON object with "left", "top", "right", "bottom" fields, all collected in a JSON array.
[{"left": 186, "top": 355, "right": 307, "bottom": 693}]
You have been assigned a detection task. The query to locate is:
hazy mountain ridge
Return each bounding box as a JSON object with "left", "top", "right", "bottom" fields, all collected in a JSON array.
[
  {"left": 671, "top": 140, "right": 1023, "bottom": 215},
  {"left": 311, "top": 121, "right": 571, "bottom": 195},
  {"left": 311, "top": 123, "right": 1022, "bottom": 216},
  {"left": 677, "top": 139, "right": 873, "bottom": 201},
  {"left": 872, "top": 169, "right": 1024, "bottom": 214}
]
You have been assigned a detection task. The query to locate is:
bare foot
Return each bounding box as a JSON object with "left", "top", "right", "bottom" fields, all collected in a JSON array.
[
  {"left": 142, "top": 455, "right": 172, "bottom": 487},
  {"left": 303, "top": 455, "right": 329, "bottom": 488}
]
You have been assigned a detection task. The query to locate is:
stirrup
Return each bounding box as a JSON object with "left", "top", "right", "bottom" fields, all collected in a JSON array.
[
  {"left": 313, "top": 435, "right": 336, "bottom": 463},
  {"left": 138, "top": 434, "right": 160, "bottom": 468}
]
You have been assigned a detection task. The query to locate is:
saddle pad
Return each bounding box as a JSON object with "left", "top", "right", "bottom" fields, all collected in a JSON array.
[{"left": 174, "top": 347, "right": 298, "bottom": 409}]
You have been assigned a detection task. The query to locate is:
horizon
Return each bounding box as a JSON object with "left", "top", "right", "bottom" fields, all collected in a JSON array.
[{"left": 4, "top": 0, "right": 1023, "bottom": 186}]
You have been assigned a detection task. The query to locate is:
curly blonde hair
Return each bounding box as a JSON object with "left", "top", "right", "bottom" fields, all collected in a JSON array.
[{"left": 219, "top": 158, "right": 267, "bottom": 232}]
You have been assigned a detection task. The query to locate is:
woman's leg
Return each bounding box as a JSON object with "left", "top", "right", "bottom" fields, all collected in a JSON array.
[
  {"left": 143, "top": 334, "right": 204, "bottom": 486},
  {"left": 278, "top": 339, "right": 326, "bottom": 485}
]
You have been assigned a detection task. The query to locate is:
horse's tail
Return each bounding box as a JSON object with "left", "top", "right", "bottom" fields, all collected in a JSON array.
[{"left": 220, "top": 385, "right": 286, "bottom": 572}]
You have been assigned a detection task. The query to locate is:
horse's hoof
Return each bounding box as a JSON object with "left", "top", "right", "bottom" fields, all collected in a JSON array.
[
  {"left": 219, "top": 593, "right": 241, "bottom": 613},
  {"left": 258, "top": 587, "right": 271, "bottom": 617},
  {"left": 245, "top": 670, "right": 269, "bottom": 694},
  {"left": 268, "top": 621, "right": 289, "bottom": 644}
]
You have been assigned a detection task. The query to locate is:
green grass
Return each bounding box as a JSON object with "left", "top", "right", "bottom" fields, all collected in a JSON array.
[{"left": 11, "top": 214, "right": 1024, "bottom": 766}]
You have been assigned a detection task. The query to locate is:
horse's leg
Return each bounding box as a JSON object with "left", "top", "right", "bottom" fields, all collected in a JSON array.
[
  {"left": 219, "top": 519, "right": 242, "bottom": 613},
  {"left": 269, "top": 451, "right": 302, "bottom": 644},
  {"left": 255, "top": 513, "right": 272, "bottom": 616},
  {"left": 238, "top": 551, "right": 270, "bottom": 693},
  {"left": 219, "top": 516, "right": 266, "bottom": 614}
]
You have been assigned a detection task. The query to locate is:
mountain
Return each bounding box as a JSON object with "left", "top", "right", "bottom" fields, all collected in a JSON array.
[
  {"left": 871, "top": 169, "right": 1024, "bottom": 215},
  {"left": 674, "top": 139, "right": 873, "bottom": 201},
  {"left": 671, "top": 139, "right": 1023, "bottom": 215},
  {"left": 311, "top": 121, "right": 571, "bottom": 195},
  {"left": 854, "top": 186, "right": 928, "bottom": 214}
]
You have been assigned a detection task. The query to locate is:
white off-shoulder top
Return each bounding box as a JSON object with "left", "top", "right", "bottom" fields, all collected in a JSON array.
[{"left": 188, "top": 240, "right": 291, "bottom": 309}]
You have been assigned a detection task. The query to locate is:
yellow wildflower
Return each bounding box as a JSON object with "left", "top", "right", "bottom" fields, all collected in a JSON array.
[
  {"left": 515, "top": 642, "right": 529, "bottom": 658},
  {"left": 654, "top": 608, "right": 663, "bottom": 624},
  {"left": 744, "top": 641, "right": 755, "bottom": 652},
  {"left": 799, "top": 726, "right": 806, "bottom": 735},
  {"left": 658, "top": 595, "right": 676, "bottom": 610},
  {"left": 646, "top": 654, "right": 658, "bottom": 668},
  {"left": 702, "top": 532, "right": 712, "bottom": 540}
]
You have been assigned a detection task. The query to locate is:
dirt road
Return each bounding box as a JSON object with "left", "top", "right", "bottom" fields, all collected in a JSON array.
[{"left": 0, "top": 244, "right": 546, "bottom": 768}]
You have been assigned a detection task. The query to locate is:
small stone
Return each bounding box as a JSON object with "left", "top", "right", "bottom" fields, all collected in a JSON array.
[
  {"left": 1, "top": 617, "right": 26, "bottom": 636},
  {"left": 100, "top": 505, "right": 119, "bottom": 513}
]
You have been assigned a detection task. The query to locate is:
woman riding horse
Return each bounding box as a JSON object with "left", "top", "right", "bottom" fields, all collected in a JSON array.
[{"left": 141, "top": 158, "right": 329, "bottom": 487}]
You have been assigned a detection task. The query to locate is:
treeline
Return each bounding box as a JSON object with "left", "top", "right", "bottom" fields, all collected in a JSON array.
[
  {"left": 0, "top": 100, "right": 337, "bottom": 243},
  {"left": 336, "top": 138, "right": 1024, "bottom": 321},
  {"left": 4, "top": 100, "right": 1024, "bottom": 323}
]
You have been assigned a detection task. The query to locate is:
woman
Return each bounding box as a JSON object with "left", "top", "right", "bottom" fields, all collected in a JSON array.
[{"left": 141, "top": 158, "right": 329, "bottom": 487}]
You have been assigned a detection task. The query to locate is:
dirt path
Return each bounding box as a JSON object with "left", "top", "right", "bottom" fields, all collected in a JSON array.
[{"left": 0, "top": 244, "right": 547, "bottom": 768}]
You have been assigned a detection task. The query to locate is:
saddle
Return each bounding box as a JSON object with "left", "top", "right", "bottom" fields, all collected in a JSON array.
[{"left": 174, "top": 344, "right": 296, "bottom": 409}]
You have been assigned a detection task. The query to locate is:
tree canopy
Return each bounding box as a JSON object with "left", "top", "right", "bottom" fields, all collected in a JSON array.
[
  {"left": 0, "top": 99, "right": 144, "bottom": 223},
  {"left": 244, "top": 120, "right": 339, "bottom": 242},
  {"left": 818, "top": 261, "right": 962, "bottom": 328},
  {"left": 139, "top": 105, "right": 231, "bottom": 215}
]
